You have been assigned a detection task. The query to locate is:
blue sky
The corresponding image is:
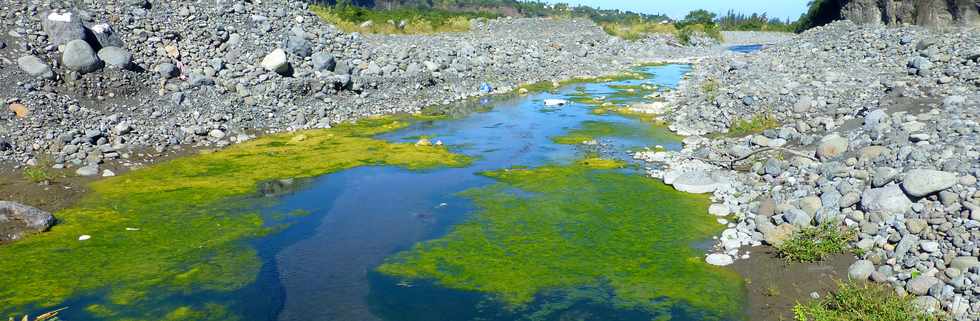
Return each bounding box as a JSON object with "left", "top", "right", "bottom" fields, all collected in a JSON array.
[{"left": 542, "top": 0, "right": 810, "bottom": 21}]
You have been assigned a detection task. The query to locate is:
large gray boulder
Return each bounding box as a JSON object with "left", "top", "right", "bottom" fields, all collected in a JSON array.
[
  {"left": 41, "top": 10, "right": 89, "bottom": 46},
  {"left": 0, "top": 201, "right": 56, "bottom": 242},
  {"left": 848, "top": 260, "right": 874, "bottom": 280},
  {"left": 902, "top": 169, "right": 958, "bottom": 197},
  {"left": 261, "top": 48, "right": 290, "bottom": 75},
  {"left": 89, "top": 23, "right": 124, "bottom": 48},
  {"left": 62, "top": 39, "right": 101, "bottom": 73},
  {"left": 861, "top": 185, "right": 912, "bottom": 214},
  {"left": 17, "top": 55, "right": 55, "bottom": 79}
]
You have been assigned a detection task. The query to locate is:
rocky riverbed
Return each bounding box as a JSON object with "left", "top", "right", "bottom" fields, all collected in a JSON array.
[
  {"left": 637, "top": 20, "right": 980, "bottom": 319},
  {"left": 0, "top": 0, "right": 762, "bottom": 177}
]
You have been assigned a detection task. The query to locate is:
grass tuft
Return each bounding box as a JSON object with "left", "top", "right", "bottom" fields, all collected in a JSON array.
[
  {"left": 728, "top": 113, "right": 779, "bottom": 137},
  {"left": 793, "top": 281, "right": 943, "bottom": 321},
  {"left": 776, "top": 221, "right": 855, "bottom": 263}
]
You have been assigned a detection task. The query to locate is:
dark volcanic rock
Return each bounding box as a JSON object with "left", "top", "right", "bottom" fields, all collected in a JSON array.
[{"left": 0, "top": 201, "right": 56, "bottom": 242}]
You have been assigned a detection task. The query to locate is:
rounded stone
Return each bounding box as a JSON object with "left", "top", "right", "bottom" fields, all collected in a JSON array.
[{"left": 62, "top": 39, "right": 101, "bottom": 73}]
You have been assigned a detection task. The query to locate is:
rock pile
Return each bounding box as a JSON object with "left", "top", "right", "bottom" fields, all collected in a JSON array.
[{"left": 637, "top": 21, "right": 980, "bottom": 318}]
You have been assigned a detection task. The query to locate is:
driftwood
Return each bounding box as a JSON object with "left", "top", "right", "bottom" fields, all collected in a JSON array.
[{"left": 690, "top": 147, "right": 817, "bottom": 170}]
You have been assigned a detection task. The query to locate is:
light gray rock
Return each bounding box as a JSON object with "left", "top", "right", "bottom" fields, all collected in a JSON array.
[
  {"left": 911, "top": 296, "right": 941, "bottom": 314},
  {"left": 848, "top": 260, "right": 874, "bottom": 280},
  {"left": 0, "top": 201, "right": 56, "bottom": 242},
  {"left": 949, "top": 256, "right": 979, "bottom": 272},
  {"left": 816, "top": 134, "right": 848, "bottom": 160},
  {"left": 261, "top": 48, "right": 290, "bottom": 75},
  {"left": 17, "top": 56, "right": 55, "bottom": 79},
  {"left": 902, "top": 169, "right": 958, "bottom": 197},
  {"left": 62, "top": 39, "right": 101, "bottom": 74},
  {"left": 861, "top": 185, "right": 912, "bottom": 214},
  {"left": 668, "top": 170, "right": 731, "bottom": 194},
  {"left": 906, "top": 276, "right": 939, "bottom": 295},
  {"left": 97, "top": 46, "right": 132, "bottom": 68},
  {"left": 785, "top": 208, "right": 813, "bottom": 228},
  {"left": 158, "top": 63, "right": 178, "bottom": 79},
  {"left": 75, "top": 164, "right": 99, "bottom": 177}
]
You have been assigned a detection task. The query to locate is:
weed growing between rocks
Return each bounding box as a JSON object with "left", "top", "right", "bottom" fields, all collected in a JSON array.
[
  {"left": 727, "top": 113, "right": 779, "bottom": 137},
  {"left": 776, "top": 222, "right": 856, "bottom": 263},
  {"left": 792, "top": 281, "right": 943, "bottom": 321},
  {"left": 377, "top": 159, "right": 744, "bottom": 318},
  {"left": 0, "top": 116, "right": 471, "bottom": 320}
]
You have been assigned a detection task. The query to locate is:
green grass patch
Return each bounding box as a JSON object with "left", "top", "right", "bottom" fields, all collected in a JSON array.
[
  {"left": 794, "top": 281, "right": 943, "bottom": 321},
  {"left": 377, "top": 160, "right": 744, "bottom": 317},
  {"left": 311, "top": 4, "right": 497, "bottom": 34},
  {"left": 0, "top": 116, "right": 471, "bottom": 320},
  {"left": 728, "top": 113, "right": 779, "bottom": 137},
  {"left": 600, "top": 21, "right": 677, "bottom": 41},
  {"left": 776, "top": 222, "right": 856, "bottom": 263}
]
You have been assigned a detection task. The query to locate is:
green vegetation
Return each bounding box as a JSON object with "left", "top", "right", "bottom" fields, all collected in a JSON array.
[
  {"left": 600, "top": 21, "right": 676, "bottom": 41},
  {"left": 0, "top": 116, "right": 471, "bottom": 320},
  {"left": 23, "top": 165, "right": 53, "bottom": 184},
  {"left": 377, "top": 160, "right": 744, "bottom": 317},
  {"left": 794, "top": 0, "right": 843, "bottom": 33},
  {"left": 718, "top": 10, "right": 796, "bottom": 32},
  {"left": 728, "top": 113, "right": 779, "bottom": 136},
  {"left": 516, "top": 71, "right": 650, "bottom": 94},
  {"left": 794, "top": 281, "right": 943, "bottom": 321},
  {"left": 776, "top": 222, "right": 856, "bottom": 263},
  {"left": 552, "top": 121, "right": 637, "bottom": 145},
  {"left": 311, "top": 3, "right": 491, "bottom": 34},
  {"left": 701, "top": 78, "right": 720, "bottom": 102}
]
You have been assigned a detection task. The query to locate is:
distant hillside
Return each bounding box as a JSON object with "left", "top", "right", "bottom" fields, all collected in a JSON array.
[{"left": 307, "top": 0, "right": 670, "bottom": 23}]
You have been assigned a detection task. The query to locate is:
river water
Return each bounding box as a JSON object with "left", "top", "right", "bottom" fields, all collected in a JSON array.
[{"left": 21, "top": 64, "right": 747, "bottom": 321}]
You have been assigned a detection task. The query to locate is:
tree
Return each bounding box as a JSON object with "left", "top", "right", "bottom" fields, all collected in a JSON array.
[{"left": 681, "top": 9, "right": 717, "bottom": 26}]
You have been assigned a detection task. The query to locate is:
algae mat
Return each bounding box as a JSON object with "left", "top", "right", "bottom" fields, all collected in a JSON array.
[
  {"left": 0, "top": 117, "right": 470, "bottom": 320},
  {"left": 377, "top": 160, "right": 744, "bottom": 320}
]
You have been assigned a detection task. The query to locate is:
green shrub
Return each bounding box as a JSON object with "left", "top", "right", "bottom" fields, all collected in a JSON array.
[
  {"left": 776, "top": 222, "right": 855, "bottom": 263},
  {"left": 600, "top": 21, "right": 677, "bottom": 41},
  {"left": 676, "top": 23, "right": 724, "bottom": 45},
  {"left": 728, "top": 113, "right": 779, "bottom": 136},
  {"left": 794, "top": 281, "right": 943, "bottom": 321}
]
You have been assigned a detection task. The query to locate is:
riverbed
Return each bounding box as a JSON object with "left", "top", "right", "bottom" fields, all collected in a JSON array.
[{"left": 2, "top": 64, "right": 747, "bottom": 321}]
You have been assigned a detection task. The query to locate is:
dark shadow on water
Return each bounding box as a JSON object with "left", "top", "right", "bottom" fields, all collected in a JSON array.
[{"left": 367, "top": 272, "right": 734, "bottom": 321}]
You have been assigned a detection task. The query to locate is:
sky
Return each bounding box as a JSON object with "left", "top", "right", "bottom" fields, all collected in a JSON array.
[{"left": 542, "top": 0, "right": 811, "bottom": 21}]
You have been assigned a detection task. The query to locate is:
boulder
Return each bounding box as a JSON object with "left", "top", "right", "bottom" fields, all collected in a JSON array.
[
  {"left": 861, "top": 185, "right": 912, "bottom": 214},
  {"left": 902, "top": 169, "right": 958, "bottom": 197},
  {"left": 284, "top": 35, "right": 312, "bottom": 57},
  {"left": 261, "top": 48, "right": 290, "bottom": 75},
  {"left": 816, "top": 134, "right": 848, "bottom": 160},
  {"left": 764, "top": 223, "right": 796, "bottom": 246},
  {"left": 0, "top": 201, "right": 55, "bottom": 242},
  {"left": 62, "top": 39, "right": 101, "bottom": 73},
  {"left": 97, "top": 46, "right": 132, "bottom": 68},
  {"left": 17, "top": 56, "right": 54, "bottom": 79},
  {"left": 41, "top": 10, "right": 88, "bottom": 46},
  {"left": 158, "top": 63, "right": 179, "bottom": 79}
]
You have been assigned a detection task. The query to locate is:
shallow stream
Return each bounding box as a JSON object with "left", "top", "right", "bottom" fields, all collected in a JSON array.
[{"left": 2, "top": 64, "right": 746, "bottom": 321}]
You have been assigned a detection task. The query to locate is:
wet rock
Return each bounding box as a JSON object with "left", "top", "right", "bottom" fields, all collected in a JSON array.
[
  {"left": 0, "top": 201, "right": 56, "bottom": 242},
  {"left": 705, "top": 253, "right": 734, "bottom": 266}
]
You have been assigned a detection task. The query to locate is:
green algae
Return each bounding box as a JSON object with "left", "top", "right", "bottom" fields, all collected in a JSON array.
[
  {"left": 377, "top": 161, "right": 745, "bottom": 318},
  {"left": 0, "top": 116, "right": 471, "bottom": 320},
  {"left": 517, "top": 71, "right": 651, "bottom": 94},
  {"left": 551, "top": 120, "right": 680, "bottom": 146}
]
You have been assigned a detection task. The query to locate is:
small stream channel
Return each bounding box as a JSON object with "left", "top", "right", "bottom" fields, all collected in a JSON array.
[{"left": 11, "top": 64, "right": 751, "bottom": 321}]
